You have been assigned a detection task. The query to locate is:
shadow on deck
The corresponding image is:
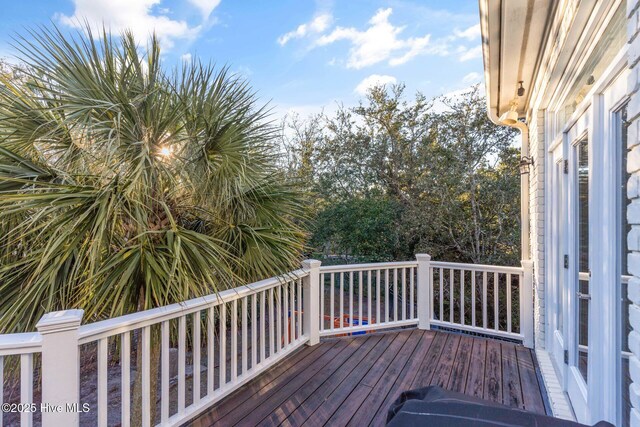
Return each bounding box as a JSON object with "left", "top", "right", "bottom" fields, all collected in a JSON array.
[{"left": 187, "top": 328, "right": 547, "bottom": 427}]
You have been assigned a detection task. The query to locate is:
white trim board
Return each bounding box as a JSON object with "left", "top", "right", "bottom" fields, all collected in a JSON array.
[{"left": 536, "top": 348, "right": 576, "bottom": 421}]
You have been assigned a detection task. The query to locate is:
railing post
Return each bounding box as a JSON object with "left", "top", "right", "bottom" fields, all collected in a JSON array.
[
  {"left": 302, "top": 259, "right": 321, "bottom": 346},
  {"left": 521, "top": 260, "right": 534, "bottom": 348},
  {"left": 416, "top": 254, "right": 432, "bottom": 330},
  {"left": 36, "top": 309, "right": 84, "bottom": 426}
]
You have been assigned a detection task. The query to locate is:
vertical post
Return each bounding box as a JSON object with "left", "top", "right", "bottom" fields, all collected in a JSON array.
[
  {"left": 36, "top": 309, "right": 84, "bottom": 426},
  {"left": 521, "top": 260, "right": 534, "bottom": 348},
  {"left": 302, "top": 259, "right": 321, "bottom": 346},
  {"left": 416, "top": 254, "right": 431, "bottom": 330}
]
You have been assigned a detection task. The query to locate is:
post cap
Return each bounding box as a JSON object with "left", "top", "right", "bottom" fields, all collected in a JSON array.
[
  {"left": 36, "top": 309, "right": 84, "bottom": 334},
  {"left": 302, "top": 259, "right": 322, "bottom": 269},
  {"left": 416, "top": 254, "right": 431, "bottom": 261}
]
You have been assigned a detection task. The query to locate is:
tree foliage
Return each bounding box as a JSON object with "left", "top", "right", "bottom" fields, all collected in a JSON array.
[
  {"left": 284, "top": 84, "right": 520, "bottom": 265},
  {"left": 0, "top": 27, "right": 305, "bottom": 333}
]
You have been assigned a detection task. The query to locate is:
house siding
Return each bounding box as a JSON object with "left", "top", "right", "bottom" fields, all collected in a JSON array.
[
  {"left": 528, "top": 109, "right": 546, "bottom": 348},
  {"left": 628, "top": 0, "right": 640, "bottom": 425}
]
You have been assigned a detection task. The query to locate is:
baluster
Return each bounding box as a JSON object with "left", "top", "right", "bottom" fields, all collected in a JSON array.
[
  {"left": 507, "top": 273, "right": 512, "bottom": 333},
  {"left": 449, "top": 269, "right": 454, "bottom": 323},
  {"left": 297, "top": 279, "right": 303, "bottom": 339},
  {"left": 178, "top": 316, "right": 186, "bottom": 412},
  {"left": 141, "top": 326, "right": 151, "bottom": 427},
  {"left": 494, "top": 272, "right": 499, "bottom": 331},
  {"left": 276, "top": 287, "right": 282, "bottom": 352},
  {"left": 289, "top": 281, "right": 295, "bottom": 341},
  {"left": 261, "top": 291, "right": 266, "bottom": 363},
  {"left": 260, "top": 291, "right": 266, "bottom": 363},
  {"left": 349, "top": 271, "right": 353, "bottom": 328},
  {"left": 20, "top": 354, "right": 33, "bottom": 427},
  {"left": 410, "top": 267, "right": 415, "bottom": 319},
  {"left": 220, "top": 305, "right": 227, "bottom": 387},
  {"left": 483, "top": 272, "right": 488, "bottom": 329},
  {"left": 439, "top": 268, "right": 444, "bottom": 321},
  {"left": 161, "top": 321, "right": 170, "bottom": 422},
  {"left": 231, "top": 299, "right": 238, "bottom": 380},
  {"left": 376, "top": 270, "right": 381, "bottom": 324},
  {"left": 471, "top": 272, "right": 476, "bottom": 327},
  {"left": 393, "top": 268, "right": 398, "bottom": 321},
  {"left": 359, "top": 271, "right": 363, "bottom": 326},
  {"left": 269, "top": 288, "right": 275, "bottom": 356},
  {"left": 330, "top": 273, "right": 335, "bottom": 330},
  {"left": 207, "top": 307, "right": 215, "bottom": 395},
  {"left": 121, "top": 332, "right": 131, "bottom": 427},
  {"left": 367, "top": 271, "right": 372, "bottom": 324},
  {"left": 252, "top": 294, "right": 258, "bottom": 368},
  {"left": 97, "top": 338, "right": 107, "bottom": 427},
  {"left": 194, "top": 312, "right": 201, "bottom": 403},
  {"left": 242, "top": 298, "right": 248, "bottom": 375},
  {"left": 385, "top": 269, "right": 390, "bottom": 323},
  {"left": 320, "top": 273, "right": 325, "bottom": 332},
  {"left": 402, "top": 268, "right": 406, "bottom": 321},
  {"left": 340, "top": 273, "right": 344, "bottom": 329},
  {"left": 283, "top": 284, "right": 289, "bottom": 347},
  {"left": 460, "top": 270, "right": 465, "bottom": 325}
]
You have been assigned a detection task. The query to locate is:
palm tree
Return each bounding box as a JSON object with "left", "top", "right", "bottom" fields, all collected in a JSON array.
[{"left": 0, "top": 25, "right": 306, "bottom": 334}]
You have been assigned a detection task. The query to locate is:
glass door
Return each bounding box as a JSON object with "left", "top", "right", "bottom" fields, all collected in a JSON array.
[
  {"left": 565, "top": 108, "right": 591, "bottom": 421},
  {"left": 550, "top": 144, "right": 567, "bottom": 374}
]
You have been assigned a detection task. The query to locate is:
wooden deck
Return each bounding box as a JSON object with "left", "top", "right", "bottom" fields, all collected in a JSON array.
[{"left": 188, "top": 329, "right": 547, "bottom": 427}]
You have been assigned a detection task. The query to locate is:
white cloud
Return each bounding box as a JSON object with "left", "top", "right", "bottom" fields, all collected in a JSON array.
[
  {"left": 462, "top": 72, "right": 481, "bottom": 85},
  {"left": 459, "top": 45, "right": 482, "bottom": 62},
  {"left": 188, "top": 0, "right": 221, "bottom": 19},
  {"left": 57, "top": 0, "right": 207, "bottom": 50},
  {"left": 455, "top": 24, "right": 480, "bottom": 41},
  {"left": 278, "top": 14, "right": 333, "bottom": 46},
  {"left": 354, "top": 74, "right": 397, "bottom": 95},
  {"left": 315, "top": 8, "right": 438, "bottom": 69},
  {"left": 181, "top": 53, "right": 192, "bottom": 62}
]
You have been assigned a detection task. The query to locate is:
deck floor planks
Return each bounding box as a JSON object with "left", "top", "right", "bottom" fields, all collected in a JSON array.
[
  {"left": 515, "top": 345, "right": 546, "bottom": 413},
  {"left": 263, "top": 335, "right": 382, "bottom": 425},
  {"left": 345, "top": 329, "right": 423, "bottom": 427},
  {"left": 448, "top": 335, "right": 474, "bottom": 393},
  {"left": 283, "top": 333, "right": 396, "bottom": 427},
  {"left": 465, "top": 336, "right": 487, "bottom": 399},
  {"left": 368, "top": 330, "right": 436, "bottom": 427},
  {"left": 502, "top": 342, "right": 524, "bottom": 408},
  {"left": 430, "top": 333, "right": 462, "bottom": 388},
  {"left": 188, "top": 330, "right": 549, "bottom": 427},
  {"left": 308, "top": 330, "right": 413, "bottom": 427},
  {"left": 231, "top": 337, "right": 366, "bottom": 426},
  {"left": 194, "top": 340, "right": 329, "bottom": 422},
  {"left": 209, "top": 338, "right": 353, "bottom": 426},
  {"left": 484, "top": 338, "right": 503, "bottom": 403}
]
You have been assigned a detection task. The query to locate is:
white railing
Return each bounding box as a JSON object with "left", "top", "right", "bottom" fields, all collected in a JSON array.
[
  {"left": 0, "top": 332, "right": 42, "bottom": 427},
  {"left": 0, "top": 255, "right": 533, "bottom": 426},
  {"left": 318, "top": 262, "right": 419, "bottom": 336},
  {"left": 428, "top": 261, "right": 527, "bottom": 341}
]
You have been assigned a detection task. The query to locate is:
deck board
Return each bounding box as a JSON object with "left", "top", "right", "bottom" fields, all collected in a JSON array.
[{"left": 188, "top": 329, "right": 548, "bottom": 427}]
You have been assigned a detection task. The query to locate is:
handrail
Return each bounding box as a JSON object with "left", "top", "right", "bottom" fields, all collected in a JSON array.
[
  {"left": 430, "top": 261, "right": 523, "bottom": 274},
  {"left": 319, "top": 261, "right": 417, "bottom": 273},
  {"left": 0, "top": 332, "right": 42, "bottom": 356},
  {"left": 78, "top": 269, "right": 308, "bottom": 343}
]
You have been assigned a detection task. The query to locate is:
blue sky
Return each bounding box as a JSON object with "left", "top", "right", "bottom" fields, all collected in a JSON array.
[{"left": 0, "top": 0, "right": 483, "bottom": 119}]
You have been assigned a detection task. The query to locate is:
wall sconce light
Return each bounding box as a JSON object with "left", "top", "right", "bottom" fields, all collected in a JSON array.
[{"left": 519, "top": 156, "right": 534, "bottom": 175}]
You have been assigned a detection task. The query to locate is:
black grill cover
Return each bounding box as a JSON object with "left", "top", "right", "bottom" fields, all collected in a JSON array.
[{"left": 386, "top": 386, "right": 614, "bottom": 427}]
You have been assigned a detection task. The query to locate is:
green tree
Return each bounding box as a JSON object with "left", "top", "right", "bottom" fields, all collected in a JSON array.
[
  {"left": 284, "top": 84, "right": 519, "bottom": 265},
  {"left": 0, "top": 27, "right": 305, "bottom": 333}
]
